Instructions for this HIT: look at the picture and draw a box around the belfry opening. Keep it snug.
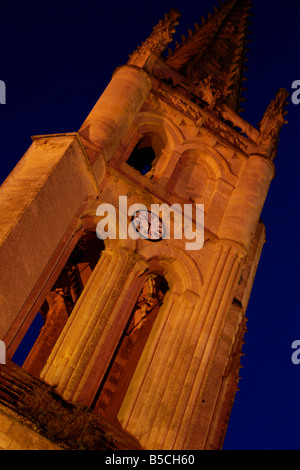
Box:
[12,232,104,376]
[92,274,169,423]
[126,133,164,175]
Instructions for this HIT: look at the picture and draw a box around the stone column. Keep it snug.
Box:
[79,65,152,163]
[218,154,275,250]
[170,242,244,450]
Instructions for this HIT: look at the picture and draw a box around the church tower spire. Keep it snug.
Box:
[165,0,253,112]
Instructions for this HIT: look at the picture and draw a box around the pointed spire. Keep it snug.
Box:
[165,0,253,113]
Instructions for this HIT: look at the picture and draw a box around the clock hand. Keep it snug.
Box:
[147,218,151,236]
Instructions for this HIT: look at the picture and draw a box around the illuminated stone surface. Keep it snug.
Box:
[0,0,288,450]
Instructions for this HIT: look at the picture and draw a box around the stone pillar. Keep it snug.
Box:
[218,154,275,250]
[118,288,200,446]
[41,246,147,403]
[22,295,69,377]
[79,65,151,163]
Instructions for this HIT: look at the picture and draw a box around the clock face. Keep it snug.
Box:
[131,210,164,241]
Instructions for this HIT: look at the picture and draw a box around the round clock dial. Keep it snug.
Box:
[131,210,164,241]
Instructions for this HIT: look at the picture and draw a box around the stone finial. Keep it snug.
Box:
[258,88,289,160]
[128,9,181,70]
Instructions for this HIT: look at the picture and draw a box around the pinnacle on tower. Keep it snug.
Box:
[128,8,181,69]
[165,0,253,113]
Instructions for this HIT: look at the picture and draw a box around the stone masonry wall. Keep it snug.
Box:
[0,407,61,450]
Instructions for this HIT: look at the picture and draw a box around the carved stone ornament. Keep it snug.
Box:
[129,9,181,69]
[258,88,289,159]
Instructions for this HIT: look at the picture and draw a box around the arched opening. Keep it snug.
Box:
[12,232,104,376]
[126,133,164,175]
[92,273,169,422]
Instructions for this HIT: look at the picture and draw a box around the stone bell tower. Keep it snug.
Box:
[0,0,288,450]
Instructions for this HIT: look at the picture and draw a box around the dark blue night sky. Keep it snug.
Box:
[1,0,300,450]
